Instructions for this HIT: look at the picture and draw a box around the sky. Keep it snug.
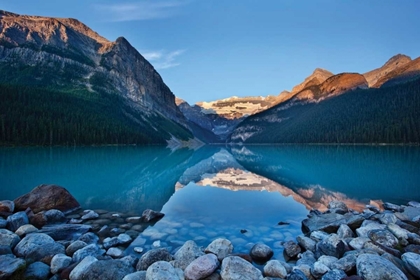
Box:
[1,1,420,104]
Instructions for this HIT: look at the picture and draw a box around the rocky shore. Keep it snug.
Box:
[1,184,420,280]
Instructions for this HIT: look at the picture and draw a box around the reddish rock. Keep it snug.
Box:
[14,184,80,214]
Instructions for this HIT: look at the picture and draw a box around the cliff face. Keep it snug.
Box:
[0,10,185,125]
[363,54,412,87]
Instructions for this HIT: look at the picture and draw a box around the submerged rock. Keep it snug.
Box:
[14,184,80,213]
[173,240,204,270]
[283,240,301,261]
[205,238,233,261]
[141,209,164,223]
[250,242,273,263]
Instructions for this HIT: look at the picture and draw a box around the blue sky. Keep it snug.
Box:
[1,1,420,104]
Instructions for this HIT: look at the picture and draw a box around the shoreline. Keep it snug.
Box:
[1,185,420,279]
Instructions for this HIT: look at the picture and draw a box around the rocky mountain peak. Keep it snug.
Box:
[363,54,412,87]
[383,54,412,67]
[290,68,334,95]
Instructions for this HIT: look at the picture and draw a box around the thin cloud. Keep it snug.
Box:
[93,1,189,21]
[142,49,186,70]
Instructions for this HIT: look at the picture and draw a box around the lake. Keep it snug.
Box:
[1,145,419,259]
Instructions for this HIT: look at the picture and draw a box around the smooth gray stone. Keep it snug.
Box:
[13,233,55,257]
[51,253,72,274]
[44,209,66,224]
[72,244,105,263]
[318,234,345,258]
[356,253,407,280]
[286,269,308,280]
[337,224,355,239]
[368,229,399,248]
[311,261,330,278]
[283,240,301,261]
[38,224,91,241]
[173,240,204,270]
[184,253,219,280]
[123,271,146,280]
[15,224,38,238]
[205,238,233,262]
[263,260,287,278]
[7,211,29,232]
[24,261,50,280]
[0,229,20,249]
[66,240,88,257]
[78,232,99,244]
[141,209,164,223]
[250,243,273,263]
[145,261,180,280]
[221,256,263,280]
[78,259,136,280]
[321,269,346,280]
[296,235,316,252]
[69,256,97,280]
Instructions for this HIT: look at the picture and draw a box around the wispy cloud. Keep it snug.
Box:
[93,1,189,22]
[142,49,186,70]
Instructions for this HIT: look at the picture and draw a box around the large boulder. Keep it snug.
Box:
[78,259,135,280]
[205,238,233,261]
[136,248,173,271]
[356,253,407,280]
[0,255,26,279]
[69,256,97,280]
[14,233,64,261]
[220,256,263,280]
[14,184,80,213]
[184,253,219,280]
[24,261,50,280]
[173,240,204,270]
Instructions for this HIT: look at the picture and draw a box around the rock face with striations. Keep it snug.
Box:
[363,54,412,87]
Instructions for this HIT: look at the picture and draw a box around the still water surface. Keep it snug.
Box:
[1,145,419,259]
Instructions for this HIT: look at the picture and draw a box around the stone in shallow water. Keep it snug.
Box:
[250,242,273,263]
[402,252,420,278]
[142,209,164,223]
[107,247,125,258]
[173,240,204,270]
[45,209,66,224]
[205,238,233,261]
[287,269,308,280]
[79,259,135,280]
[221,256,263,280]
[356,253,407,280]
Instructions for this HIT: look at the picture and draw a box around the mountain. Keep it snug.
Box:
[363,54,412,87]
[230,76,420,144]
[0,10,192,145]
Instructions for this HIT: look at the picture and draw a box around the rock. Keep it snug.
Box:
[145,261,180,280]
[296,235,316,252]
[78,232,99,244]
[0,245,12,255]
[66,240,88,257]
[294,264,312,279]
[205,238,233,261]
[126,217,142,223]
[296,251,316,266]
[311,261,330,278]
[104,237,120,249]
[38,224,92,241]
[286,269,308,280]
[0,229,20,249]
[14,184,80,213]
[349,237,369,250]
[310,231,330,242]
[26,241,65,263]
[321,269,347,280]
[44,209,66,224]
[381,253,415,280]
[328,201,348,214]
[407,233,420,245]
[78,259,136,280]
[337,224,355,239]
[123,271,146,280]
[136,248,173,271]
[383,202,404,212]
[0,255,26,279]
[152,240,161,248]
[318,234,345,258]
[0,218,7,228]
[263,260,287,278]
[107,247,125,258]
[118,233,133,245]
[220,256,263,280]
[24,261,50,280]
[379,213,398,225]
[356,221,386,237]
[134,247,144,254]
[317,255,339,269]
[330,254,356,273]
[0,200,14,213]
[81,210,99,220]
[368,229,399,248]
[184,253,219,280]
[6,211,29,232]
[51,253,72,274]
[404,244,420,254]
[283,240,301,261]
[408,201,420,208]
[173,240,204,270]
[14,233,57,257]
[30,212,48,228]
[15,224,38,237]
[302,213,345,234]
[387,223,410,240]
[356,253,408,280]
[397,206,420,222]
[69,256,97,280]
[72,244,105,263]
[142,209,164,223]
[402,252,420,278]
[250,243,273,263]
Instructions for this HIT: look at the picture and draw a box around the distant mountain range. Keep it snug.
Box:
[0,10,419,145]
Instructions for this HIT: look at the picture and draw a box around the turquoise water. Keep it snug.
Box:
[1,145,419,259]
